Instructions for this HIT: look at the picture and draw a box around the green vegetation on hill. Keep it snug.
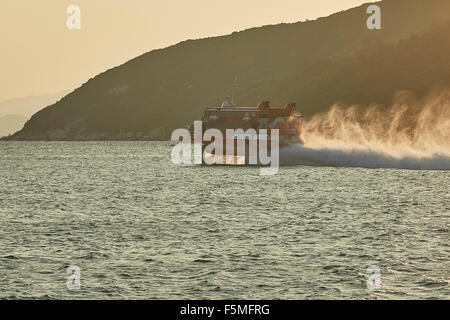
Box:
[6,0,450,140]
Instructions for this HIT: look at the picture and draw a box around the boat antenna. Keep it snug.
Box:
[221,78,238,108]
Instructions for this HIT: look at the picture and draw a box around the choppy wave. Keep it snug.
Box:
[0,142,448,299]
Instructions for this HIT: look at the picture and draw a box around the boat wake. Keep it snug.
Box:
[279,145,450,170]
[281,88,450,170]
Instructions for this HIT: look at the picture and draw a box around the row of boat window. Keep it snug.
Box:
[206,111,259,117]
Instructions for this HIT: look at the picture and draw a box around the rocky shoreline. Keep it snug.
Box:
[1,130,170,141]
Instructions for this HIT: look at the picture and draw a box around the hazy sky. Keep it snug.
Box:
[0,0,371,102]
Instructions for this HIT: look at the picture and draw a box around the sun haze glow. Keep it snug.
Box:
[0,0,372,102]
